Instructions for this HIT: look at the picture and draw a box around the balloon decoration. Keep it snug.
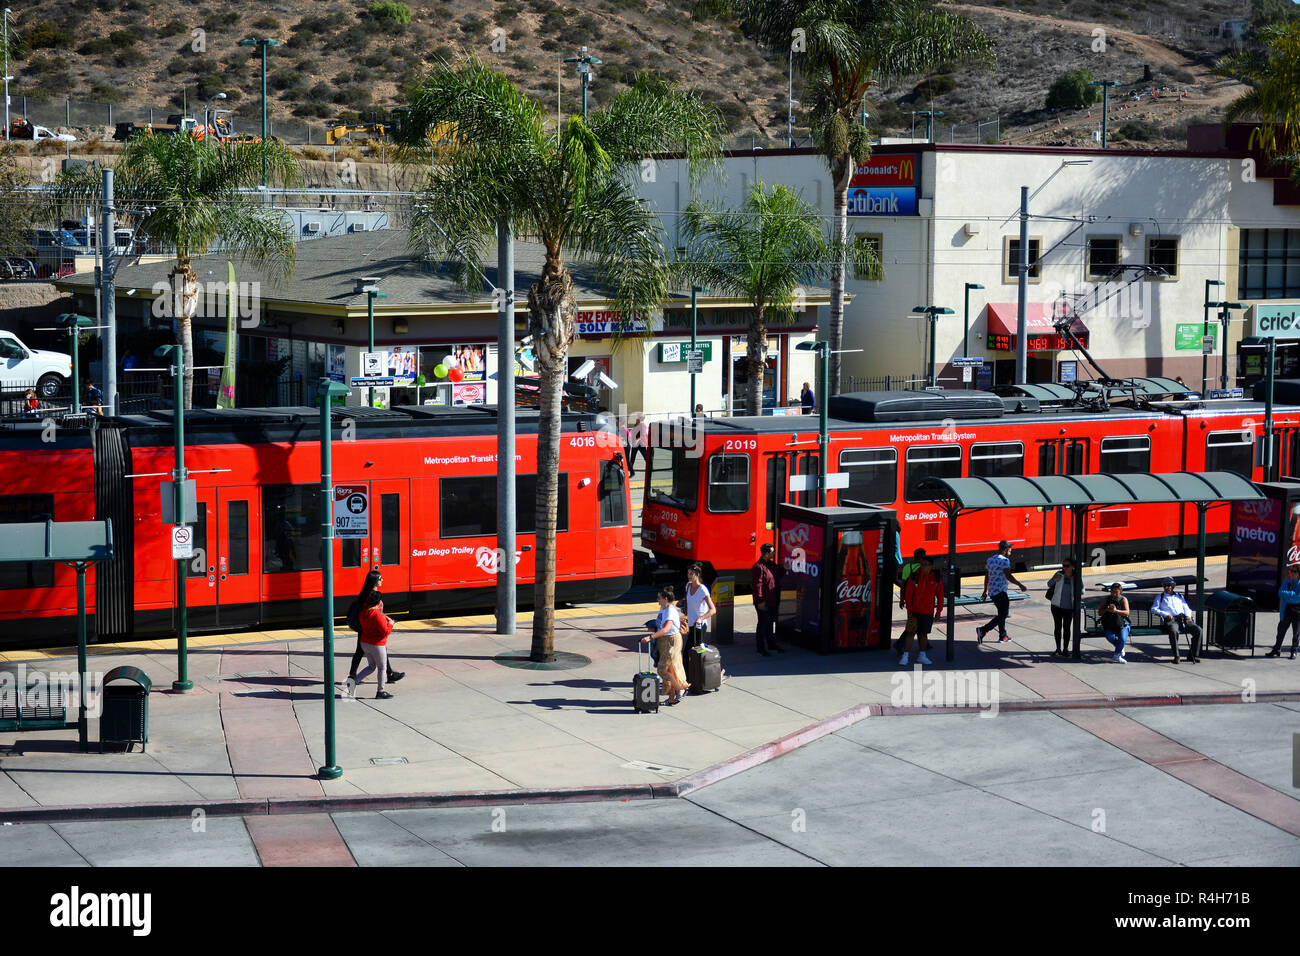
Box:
[415,374,427,386]
[448,367,464,383]
[433,364,449,379]
[443,354,457,368]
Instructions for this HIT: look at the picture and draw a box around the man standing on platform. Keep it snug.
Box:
[751,543,785,656]
[975,540,1026,643]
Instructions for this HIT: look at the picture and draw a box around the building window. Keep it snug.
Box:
[1239,228,1300,299]
[1146,237,1179,279]
[1086,236,1121,280]
[1099,436,1151,474]
[1003,236,1042,283]
[853,234,883,281]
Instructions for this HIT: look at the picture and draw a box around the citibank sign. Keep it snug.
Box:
[1254,302,1300,337]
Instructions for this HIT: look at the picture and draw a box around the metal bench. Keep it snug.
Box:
[951,591,1028,610]
[1082,593,1172,639]
[0,679,67,732]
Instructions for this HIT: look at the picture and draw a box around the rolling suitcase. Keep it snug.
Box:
[686,644,722,695]
[633,640,661,713]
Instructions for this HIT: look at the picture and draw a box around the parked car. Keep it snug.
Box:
[0,330,72,399]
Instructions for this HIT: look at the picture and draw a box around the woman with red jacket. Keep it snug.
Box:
[900,556,944,667]
[351,589,395,699]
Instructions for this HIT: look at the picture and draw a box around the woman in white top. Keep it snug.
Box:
[684,563,717,654]
[643,586,688,704]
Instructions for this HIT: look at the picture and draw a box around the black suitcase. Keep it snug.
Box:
[686,644,722,694]
[633,640,661,713]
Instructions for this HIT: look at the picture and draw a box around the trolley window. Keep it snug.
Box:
[599,460,628,528]
[0,493,55,589]
[707,454,750,513]
[187,503,208,578]
[264,484,323,574]
[904,445,962,502]
[647,446,699,512]
[380,493,400,565]
[839,448,897,505]
[765,455,788,526]
[1206,430,1253,478]
[227,500,248,576]
[1099,436,1150,474]
[970,441,1024,479]
[439,474,569,538]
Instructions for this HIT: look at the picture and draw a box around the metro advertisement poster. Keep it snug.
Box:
[777,518,824,637]
[1227,497,1283,607]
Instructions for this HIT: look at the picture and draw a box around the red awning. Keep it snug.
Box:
[986,303,1088,351]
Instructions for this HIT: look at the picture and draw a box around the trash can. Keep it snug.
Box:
[1204,590,1256,655]
[100,665,151,753]
[712,576,734,645]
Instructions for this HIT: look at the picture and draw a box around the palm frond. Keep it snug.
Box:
[586,73,724,183]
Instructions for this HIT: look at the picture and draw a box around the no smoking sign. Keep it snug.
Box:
[334,485,369,538]
[171,525,194,559]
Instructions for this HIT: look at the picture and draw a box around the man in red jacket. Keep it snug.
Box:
[751,544,785,656]
[900,556,944,667]
[350,589,395,699]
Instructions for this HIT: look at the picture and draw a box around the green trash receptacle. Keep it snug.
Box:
[100,665,151,752]
[1204,590,1256,656]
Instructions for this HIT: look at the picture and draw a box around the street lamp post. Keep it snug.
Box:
[689,285,708,416]
[913,305,955,388]
[1088,80,1121,148]
[962,283,984,360]
[55,314,93,413]
[1210,300,1246,390]
[239,37,280,187]
[797,341,861,507]
[317,377,350,781]
[354,278,385,408]
[1240,337,1296,482]
[156,345,193,693]
[563,47,601,121]
[1203,278,1224,395]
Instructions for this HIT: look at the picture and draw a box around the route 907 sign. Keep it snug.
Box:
[334,485,369,538]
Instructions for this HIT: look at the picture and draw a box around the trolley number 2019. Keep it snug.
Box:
[723,440,757,451]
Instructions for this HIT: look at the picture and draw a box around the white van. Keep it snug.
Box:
[0,330,73,398]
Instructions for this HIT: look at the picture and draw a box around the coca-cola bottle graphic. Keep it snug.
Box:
[1288,503,1300,567]
[836,530,872,648]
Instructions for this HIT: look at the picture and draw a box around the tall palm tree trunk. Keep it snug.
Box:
[170,263,200,410]
[828,149,853,395]
[527,261,576,663]
[746,313,767,416]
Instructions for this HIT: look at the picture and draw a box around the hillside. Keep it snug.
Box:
[3,0,1257,157]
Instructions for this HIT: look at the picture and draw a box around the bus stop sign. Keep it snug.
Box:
[334,485,369,538]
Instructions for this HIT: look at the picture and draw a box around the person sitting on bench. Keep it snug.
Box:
[1150,577,1202,664]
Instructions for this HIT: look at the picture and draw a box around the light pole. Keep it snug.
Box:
[496,217,516,636]
[239,36,280,187]
[787,47,794,147]
[963,283,984,360]
[912,305,955,388]
[157,345,193,693]
[3,9,11,143]
[797,341,862,507]
[916,109,944,142]
[563,47,601,121]
[689,285,708,415]
[55,313,93,413]
[1208,300,1246,390]
[203,91,226,142]
[1202,278,1224,394]
[354,277,385,408]
[1088,80,1121,148]
[317,377,350,781]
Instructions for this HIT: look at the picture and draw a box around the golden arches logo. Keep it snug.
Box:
[898,157,915,184]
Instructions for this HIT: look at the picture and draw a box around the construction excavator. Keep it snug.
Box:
[325,112,457,154]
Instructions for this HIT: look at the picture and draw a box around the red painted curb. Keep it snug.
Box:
[0,798,267,824]
[267,784,668,814]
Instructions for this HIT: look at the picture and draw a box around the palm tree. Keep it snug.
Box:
[1217,21,1300,176]
[736,0,993,392]
[48,134,300,408]
[678,181,877,415]
[399,60,721,662]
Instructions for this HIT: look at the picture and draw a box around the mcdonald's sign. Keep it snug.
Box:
[850,153,917,188]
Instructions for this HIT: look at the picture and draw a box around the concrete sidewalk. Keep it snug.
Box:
[2,557,1298,822]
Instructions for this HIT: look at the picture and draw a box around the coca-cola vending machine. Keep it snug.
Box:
[776,503,897,653]
[1226,480,1300,611]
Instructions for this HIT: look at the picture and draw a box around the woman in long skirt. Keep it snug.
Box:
[644,586,689,705]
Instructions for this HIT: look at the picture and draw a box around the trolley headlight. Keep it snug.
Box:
[679,538,693,551]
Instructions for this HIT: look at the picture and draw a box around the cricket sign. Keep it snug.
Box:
[334,485,369,538]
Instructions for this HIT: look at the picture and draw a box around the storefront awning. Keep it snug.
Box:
[986,303,1088,351]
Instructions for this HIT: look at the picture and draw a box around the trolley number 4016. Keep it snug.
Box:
[724,439,757,451]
